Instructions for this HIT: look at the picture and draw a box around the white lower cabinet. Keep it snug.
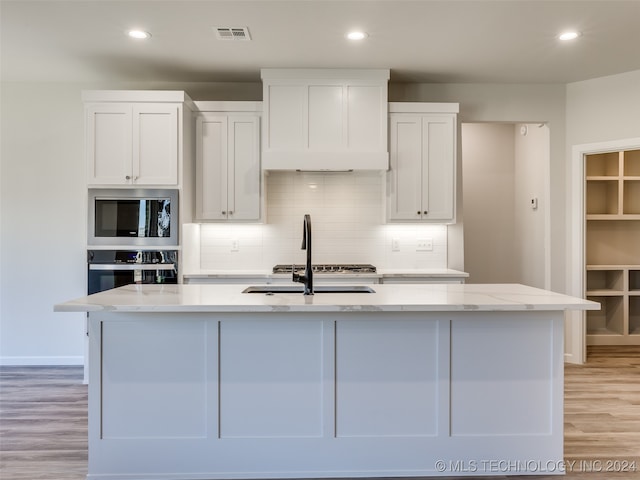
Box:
[196,111,261,221]
[387,104,458,222]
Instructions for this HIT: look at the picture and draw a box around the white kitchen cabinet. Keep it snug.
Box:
[261,69,389,170]
[86,103,180,186]
[195,110,261,221]
[386,103,458,222]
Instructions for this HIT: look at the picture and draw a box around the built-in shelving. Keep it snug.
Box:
[585,148,640,345]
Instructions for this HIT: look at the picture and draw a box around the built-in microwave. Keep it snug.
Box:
[88,189,178,246]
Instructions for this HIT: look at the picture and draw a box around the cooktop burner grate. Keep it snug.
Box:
[273,264,377,274]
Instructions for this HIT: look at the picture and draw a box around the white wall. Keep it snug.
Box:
[566,70,640,146]
[1,83,87,364]
[0,81,261,365]
[514,123,549,289]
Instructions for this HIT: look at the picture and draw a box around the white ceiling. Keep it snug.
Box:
[2,0,640,84]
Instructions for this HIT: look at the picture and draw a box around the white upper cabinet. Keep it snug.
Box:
[86,104,132,185]
[195,103,261,222]
[131,104,179,185]
[84,91,189,187]
[386,103,459,223]
[261,69,389,170]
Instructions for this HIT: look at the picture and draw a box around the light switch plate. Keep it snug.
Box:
[416,238,433,252]
[392,238,400,252]
[231,239,239,251]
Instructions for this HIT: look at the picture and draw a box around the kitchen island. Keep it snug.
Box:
[55,283,598,480]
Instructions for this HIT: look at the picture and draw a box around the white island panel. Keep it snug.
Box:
[450,314,560,437]
[336,318,443,437]
[219,319,326,438]
[100,317,210,439]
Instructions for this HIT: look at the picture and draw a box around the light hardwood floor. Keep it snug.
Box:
[1,347,639,480]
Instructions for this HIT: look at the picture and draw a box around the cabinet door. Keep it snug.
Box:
[132,104,179,185]
[347,84,385,151]
[265,84,306,152]
[196,115,228,220]
[387,114,456,222]
[387,115,423,220]
[227,116,261,221]
[86,104,132,185]
[421,115,455,221]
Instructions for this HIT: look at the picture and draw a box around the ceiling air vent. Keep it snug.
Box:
[214,27,251,41]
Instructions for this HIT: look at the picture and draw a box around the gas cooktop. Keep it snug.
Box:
[273,264,377,274]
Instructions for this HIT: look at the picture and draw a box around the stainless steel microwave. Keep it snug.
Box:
[88,189,178,246]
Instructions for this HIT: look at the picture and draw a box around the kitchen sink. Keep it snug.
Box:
[242,285,376,294]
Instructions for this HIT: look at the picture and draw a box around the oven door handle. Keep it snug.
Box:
[89,264,176,271]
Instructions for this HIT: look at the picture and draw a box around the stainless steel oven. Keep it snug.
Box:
[87,250,178,295]
[88,189,178,247]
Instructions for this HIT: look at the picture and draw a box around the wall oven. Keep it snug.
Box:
[88,188,178,247]
[88,250,178,295]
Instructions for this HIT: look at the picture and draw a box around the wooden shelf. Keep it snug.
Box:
[585,149,640,345]
[586,151,620,177]
[623,149,640,176]
[586,295,624,336]
[587,214,640,220]
[585,179,619,215]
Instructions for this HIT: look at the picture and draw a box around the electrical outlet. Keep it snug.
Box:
[392,238,400,252]
[231,239,239,252]
[416,238,433,252]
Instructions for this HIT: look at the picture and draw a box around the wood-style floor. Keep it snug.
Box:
[1,347,639,480]
[0,366,87,480]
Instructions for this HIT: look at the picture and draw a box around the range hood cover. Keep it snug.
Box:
[261,69,390,171]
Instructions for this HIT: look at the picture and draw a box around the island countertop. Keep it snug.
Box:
[55,282,598,313]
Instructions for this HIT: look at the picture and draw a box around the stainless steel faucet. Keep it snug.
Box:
[292,214,313,295]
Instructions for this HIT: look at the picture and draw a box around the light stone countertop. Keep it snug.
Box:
[55,283,598,313]
[182,268,469,280]
[376,268,469,278]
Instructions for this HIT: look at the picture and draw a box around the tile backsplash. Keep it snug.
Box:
[187,171,448,272]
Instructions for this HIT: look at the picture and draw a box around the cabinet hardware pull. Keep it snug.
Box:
[423,211,428,215]
[125,175,131,180]
[222,211,226,215]
[229,211,233,215]
[417,211,421,215]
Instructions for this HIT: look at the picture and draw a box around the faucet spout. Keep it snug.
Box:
[292,214,313,295]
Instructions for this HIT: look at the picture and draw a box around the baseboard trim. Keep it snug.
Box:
[0,356,84,366]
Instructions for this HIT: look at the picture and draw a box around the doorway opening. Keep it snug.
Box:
[569,137,640,362]
[461,122,550,288]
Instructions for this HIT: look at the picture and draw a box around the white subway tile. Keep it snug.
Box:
[194,172,448,271]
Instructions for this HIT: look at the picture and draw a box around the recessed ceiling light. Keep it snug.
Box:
[558,31,581,41]
[346,31,368,41]
[128,30,151,40]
